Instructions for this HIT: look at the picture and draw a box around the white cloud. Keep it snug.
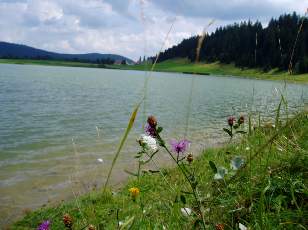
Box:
[0,0,306,61]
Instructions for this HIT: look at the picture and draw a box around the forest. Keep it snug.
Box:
[155,12,308,73]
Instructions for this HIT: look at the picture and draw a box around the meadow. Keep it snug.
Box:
[111,59,308,84]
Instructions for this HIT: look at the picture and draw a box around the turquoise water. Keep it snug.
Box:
[0,63,307,225]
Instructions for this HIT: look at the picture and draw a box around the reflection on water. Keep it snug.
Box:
[0,63,307,225]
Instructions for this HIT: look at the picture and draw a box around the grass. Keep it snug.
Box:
[0,59,103,68]
[12,111,308,229]
[111,59,308,84]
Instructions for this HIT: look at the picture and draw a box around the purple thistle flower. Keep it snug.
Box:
[37,220,50,230]
[144,123,156,137]
[170,139,190,154]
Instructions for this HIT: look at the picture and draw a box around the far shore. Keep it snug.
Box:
[1,58,308,84]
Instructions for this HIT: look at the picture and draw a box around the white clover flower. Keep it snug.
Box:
[97,158,103,163]
[245,146,250,151]
[180,207,192,217]
[239,223,247,230]
[138,134,158,152]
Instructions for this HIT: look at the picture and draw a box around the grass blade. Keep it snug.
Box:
[104,102,141,190]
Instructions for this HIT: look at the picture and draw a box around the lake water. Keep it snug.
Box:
[0,63,307,226]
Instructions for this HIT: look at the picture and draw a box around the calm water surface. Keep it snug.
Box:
[0,63,307,225]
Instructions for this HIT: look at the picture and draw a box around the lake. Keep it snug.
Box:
[0,63,307,226]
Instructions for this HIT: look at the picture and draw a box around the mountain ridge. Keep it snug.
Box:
[0,41,134,64]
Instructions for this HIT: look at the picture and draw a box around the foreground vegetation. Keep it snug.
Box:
[113,59,308,83]
[13,109,308,229]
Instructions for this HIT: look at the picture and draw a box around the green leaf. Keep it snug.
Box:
[119,216,135,230]
[214,167,228,180]
[157,126,163,133]
[148,170,160,173]
[230,156,245,170]
[209,161,217,173]
[223,128,232,137]
[181,190,194,195]
[233,124,239,129]
[180,194,186,204]
[235,130,247,134]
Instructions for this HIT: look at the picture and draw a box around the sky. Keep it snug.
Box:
[0,0,307,61]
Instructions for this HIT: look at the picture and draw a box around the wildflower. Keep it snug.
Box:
[63,214,73,229]
[239,115,245,124]
[118,221,123,226]
[97,158,103,163]
[245,147,250,151]
[215,223,225,230]
[186,153,193,163]
[228,116,236,127]
[170,139,190,154]
[37,220,50,230]
[239,223,247,230]
[129,187,140,200]
[180,207,192,217]
[144,123,156,137]
[88,224,96,230]
[138,134,157,152]
[147,115,157,128]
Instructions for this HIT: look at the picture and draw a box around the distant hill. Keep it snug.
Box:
[0,41,134,64]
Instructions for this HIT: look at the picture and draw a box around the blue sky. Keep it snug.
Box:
[0,0,307,60]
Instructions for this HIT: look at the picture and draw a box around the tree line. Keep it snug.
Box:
[153,12,308,74]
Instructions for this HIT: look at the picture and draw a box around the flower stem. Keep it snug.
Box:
[161,143,207,229]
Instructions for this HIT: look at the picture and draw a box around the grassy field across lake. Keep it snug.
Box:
[111,59,308,84]
[1,58,308,83]
[0,59,101,68]
[12,111,308,229]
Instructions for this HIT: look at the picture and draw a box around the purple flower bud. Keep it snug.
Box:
[144,123,156,137]
[228,116,236,127]
[239,115,245,124]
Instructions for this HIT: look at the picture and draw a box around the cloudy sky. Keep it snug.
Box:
[0,0,307,61]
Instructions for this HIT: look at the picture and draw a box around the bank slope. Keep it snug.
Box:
[12,111,308,229]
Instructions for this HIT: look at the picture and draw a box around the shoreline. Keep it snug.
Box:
[1,58,308,84]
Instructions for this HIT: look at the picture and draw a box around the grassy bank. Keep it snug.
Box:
[12,111,308,229]
[1,58,308,83]
[112,59,308,84]
[0,59,102,68]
